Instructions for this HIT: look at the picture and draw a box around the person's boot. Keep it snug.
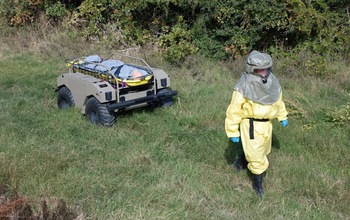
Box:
[233,154,248,171]
[252,173,264,197]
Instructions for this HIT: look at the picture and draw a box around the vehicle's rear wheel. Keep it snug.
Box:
[157,88,174,107]
[85,97,115,126]
[57,86,75,109]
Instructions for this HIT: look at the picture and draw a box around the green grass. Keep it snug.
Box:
[0,50,349,219]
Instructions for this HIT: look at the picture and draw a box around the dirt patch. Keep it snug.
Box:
[0,184,84,220]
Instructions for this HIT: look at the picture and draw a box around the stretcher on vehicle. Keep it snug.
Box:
[56,53,177,126]
[67,54,154,87]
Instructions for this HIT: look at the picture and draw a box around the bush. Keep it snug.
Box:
[158,16,198,64]
[0,0,349,62]
[45,1,68,22]
[324,103,350,126]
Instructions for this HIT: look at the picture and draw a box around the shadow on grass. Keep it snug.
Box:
[271,133,281,150]
[116,104,156,118]
[224,140,244,165]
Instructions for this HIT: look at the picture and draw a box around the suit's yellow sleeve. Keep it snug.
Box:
[225,91,246,138]
[276,91,288,121]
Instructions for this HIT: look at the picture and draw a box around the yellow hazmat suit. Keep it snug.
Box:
[225,90,288,174]
[225,50,288,196]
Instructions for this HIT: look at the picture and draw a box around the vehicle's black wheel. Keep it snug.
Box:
[85,97,115,126]
[157,88,174,107]
[57,86,75,109]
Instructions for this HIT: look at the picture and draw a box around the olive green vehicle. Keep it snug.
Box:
[55,53,177,126]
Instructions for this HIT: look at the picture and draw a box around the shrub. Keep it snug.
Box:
[0,0,349,62]
[324,103,350,126]
[45,1,68,22]
[158,16,198,64]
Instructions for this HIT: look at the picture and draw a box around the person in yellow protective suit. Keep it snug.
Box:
[225,50,288,196]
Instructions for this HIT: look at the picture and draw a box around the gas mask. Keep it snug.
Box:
[245,51,273,84]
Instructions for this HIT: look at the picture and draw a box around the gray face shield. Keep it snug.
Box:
[234,51,281,105]
[245,50,273,84]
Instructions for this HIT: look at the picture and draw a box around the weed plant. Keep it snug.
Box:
[0,27,349,219]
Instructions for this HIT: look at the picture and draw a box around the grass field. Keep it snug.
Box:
[0,37,349,219]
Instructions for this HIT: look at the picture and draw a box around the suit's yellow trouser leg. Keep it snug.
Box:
[240,119,272,175]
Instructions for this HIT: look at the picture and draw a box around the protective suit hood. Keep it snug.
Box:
[234,72,281,105]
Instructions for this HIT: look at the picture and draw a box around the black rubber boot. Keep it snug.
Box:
[233,154,248,171]
[252,173,264,197]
